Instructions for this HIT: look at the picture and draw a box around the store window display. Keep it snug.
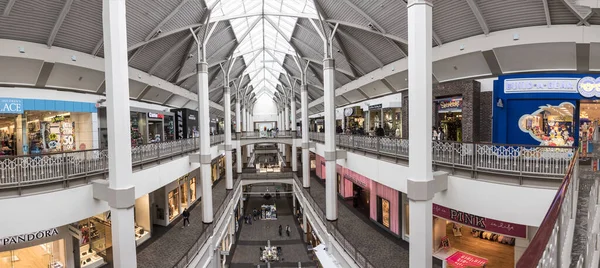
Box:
[517,102,575,147]
[130,112,146,146]
[0,115,17,156]
[0,240,66,268]
[77,214,111,268]
[168,189,180,221]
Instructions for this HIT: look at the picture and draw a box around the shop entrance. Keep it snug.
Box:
[433,217,515,267]
[349,183,370,218]
[578,101,600,158]
[0,114,18,156]
[435,97,463,141]
[148,120,163,143]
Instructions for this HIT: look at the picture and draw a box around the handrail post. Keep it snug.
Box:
[62,153,68,187]
[377,137,380,153]
[472,143,477,178]
[519,146,524,185]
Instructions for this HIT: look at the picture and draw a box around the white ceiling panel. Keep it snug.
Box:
[46,63,104,92]
[142,87,172,104]
[166,95,191,107]
[386,71,409,91]
[589,43,600,71]
[342,89,366,103]
[360,81,392,98]
[433,51,492,82]
[494,43,576,73]
[0,56,43,86]
[129,80,148,99]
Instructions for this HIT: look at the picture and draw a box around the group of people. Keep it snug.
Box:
[335,125,402,137]
[278,225,291,237]
[432,127,446,140]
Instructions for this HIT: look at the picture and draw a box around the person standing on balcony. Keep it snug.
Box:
[432,127,439,141]
[438,127,445,141]
[376,126,384,137]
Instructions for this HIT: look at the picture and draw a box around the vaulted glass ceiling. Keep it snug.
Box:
[206,0,317,101]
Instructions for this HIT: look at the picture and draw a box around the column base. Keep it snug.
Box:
[226,188,233,190]
[203,221,213,224]
[327,218,338,222]
[303,186,310,189]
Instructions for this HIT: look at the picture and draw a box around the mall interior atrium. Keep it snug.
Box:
[1,0,600,267]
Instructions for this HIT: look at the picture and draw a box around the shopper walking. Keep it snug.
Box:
[286,225,291,237]
[278,225,283,236]
[182,208,190,228]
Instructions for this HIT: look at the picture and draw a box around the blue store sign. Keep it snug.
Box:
[0,98,23,114]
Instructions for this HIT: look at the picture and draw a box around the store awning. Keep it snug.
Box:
[313,244,339,268]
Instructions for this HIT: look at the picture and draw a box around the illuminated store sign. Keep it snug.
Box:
[504,78,579,94]
[1,228,59,246]
[0,98,23,114]
[148,112,164,119]
[577,76,600,98]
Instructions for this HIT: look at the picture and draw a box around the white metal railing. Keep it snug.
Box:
[584,179,600,268]
[516,152,579,267]
[0,135,224,189]
[309,132,574,179]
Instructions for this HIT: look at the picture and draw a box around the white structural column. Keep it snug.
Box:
[102,0,137,266]
[323,56,337,221]
[197,42,213,224]
[223,81,233,190]
[290,89,297,172]
[242,107,246,132]
[301,81,310,188]
[407,1,434,267]
[235,100,242,173]
[284,104,289,131]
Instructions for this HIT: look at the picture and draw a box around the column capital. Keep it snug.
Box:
[406,171,448,201]
[407,0,432,8]
[323,58,335,70]
[196,62,208,73]
[224,86,230,93]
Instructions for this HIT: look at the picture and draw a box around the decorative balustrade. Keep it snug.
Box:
[584,179,600,267]
[238,130,296,139]
[309,132,574,178]
[516,152,579,267]
[0,135,224,189]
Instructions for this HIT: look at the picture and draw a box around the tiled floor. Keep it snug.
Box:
[136,178,233,268]
[305,174,411,268]
[229,196,316,268]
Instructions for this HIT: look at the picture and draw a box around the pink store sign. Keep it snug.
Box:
[446,251,488,267]
[433,204,527,238]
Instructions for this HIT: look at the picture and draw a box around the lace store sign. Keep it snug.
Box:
[0,98,23,114]
[1,228,59,246]
[433,204,526,238]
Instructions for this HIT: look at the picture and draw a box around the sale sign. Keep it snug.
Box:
[446,251,487,267]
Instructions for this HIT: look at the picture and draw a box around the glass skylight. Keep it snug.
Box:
[206,0,317,99]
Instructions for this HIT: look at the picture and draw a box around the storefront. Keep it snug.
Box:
[0,98,98,156]
[0,226,74,268]
[171,108,199,139]
[342,106,366,132]
[310,117,324,132]
[434,97,463,141]
[76,213,112,268]
[367,103,402,136]
[211,155,224,185]
[129,111,147,146]
[431,203,525,267]
[153,170,200,226]
[492,74,600,149]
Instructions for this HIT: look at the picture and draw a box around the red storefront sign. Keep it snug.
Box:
[433,203,527,238]
[446,251,488,267]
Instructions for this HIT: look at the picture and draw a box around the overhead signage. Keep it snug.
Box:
[368,104,382,110]
[0,98,24,114]
[577,76,600,98]
[188,114,196,121]
[148,112,164,119]
[436,98,463,113]
[432,204,526,238]
[1,228,59,246]
[504,78,580,94]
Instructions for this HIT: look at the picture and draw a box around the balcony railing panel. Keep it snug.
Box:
[0,135,222,190]
[308,133,574,178]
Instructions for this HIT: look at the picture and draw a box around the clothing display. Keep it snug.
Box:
[471,229,515,246]
[261,205,277,220]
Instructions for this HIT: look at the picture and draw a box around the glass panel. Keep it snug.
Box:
[180,181,189,210]
[190,177,197,201]
[1,240,66,268]
[381,199,390,228]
